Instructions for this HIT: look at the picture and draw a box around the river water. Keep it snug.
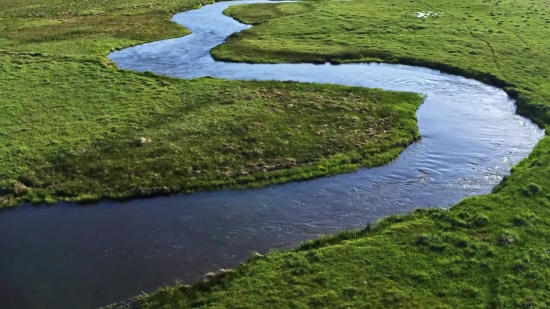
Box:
[0,1,544,309]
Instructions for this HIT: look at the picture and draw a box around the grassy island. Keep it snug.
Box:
[126,0,550,308]
[0,0,423,207]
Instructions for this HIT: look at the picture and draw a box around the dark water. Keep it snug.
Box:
[0,1,544,309]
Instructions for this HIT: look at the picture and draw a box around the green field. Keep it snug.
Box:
[0,0,423,207]
[126,1,550,308]
[3,0,550,308]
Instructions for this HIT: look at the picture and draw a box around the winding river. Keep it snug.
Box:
[0,1,545,309]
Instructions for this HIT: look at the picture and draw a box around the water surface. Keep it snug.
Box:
[0,1,544,308]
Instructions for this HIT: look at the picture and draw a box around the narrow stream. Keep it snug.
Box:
[0,1,544,309]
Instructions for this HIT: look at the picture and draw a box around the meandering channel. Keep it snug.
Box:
[0,1,544,309]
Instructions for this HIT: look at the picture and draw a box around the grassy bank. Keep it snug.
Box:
[0,0,422,207]
[124,0,550,308]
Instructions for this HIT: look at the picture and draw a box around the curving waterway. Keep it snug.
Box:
[0,1,545,309]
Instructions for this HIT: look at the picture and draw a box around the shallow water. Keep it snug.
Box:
[0,1,544,309]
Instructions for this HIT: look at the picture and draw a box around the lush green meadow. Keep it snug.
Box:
[3,0,550,308]
[127,0,550,308]
[0,0,423,207]
[223,1,314,25]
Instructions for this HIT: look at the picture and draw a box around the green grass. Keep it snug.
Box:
[223,2,313,25]
[0,0,423,207]
[0,0,204,57]
[4,0,550,308]
[115,0,550,308]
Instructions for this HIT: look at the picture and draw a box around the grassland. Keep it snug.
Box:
[0,0,424,207]
[121,0,550,308]
[223,1,314,25]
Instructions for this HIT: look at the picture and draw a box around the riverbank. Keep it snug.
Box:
[129,1,550,308]
[0,0,423,208]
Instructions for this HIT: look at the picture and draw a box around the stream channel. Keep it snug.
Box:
[0,1,545,308]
